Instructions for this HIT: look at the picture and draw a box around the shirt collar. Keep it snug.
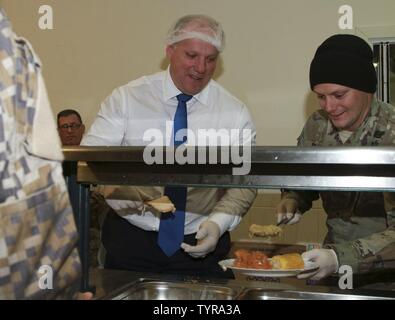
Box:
[369,96,379,116]
[163,66,211,106]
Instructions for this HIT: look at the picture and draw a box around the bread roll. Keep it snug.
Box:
[271,253,304,270]
[146,196,176,213]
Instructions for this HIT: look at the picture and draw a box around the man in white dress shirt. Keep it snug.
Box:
[82,14,256,278]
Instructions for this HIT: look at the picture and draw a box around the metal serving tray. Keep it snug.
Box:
[236,288,393,300]
[111,280,241,300]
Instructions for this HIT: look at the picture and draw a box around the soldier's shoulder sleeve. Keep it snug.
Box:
[326,218,395,274]
[297,110,327,147]
[375,102,395,145]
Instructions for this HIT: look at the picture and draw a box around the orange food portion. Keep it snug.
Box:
[233,249,304,270]
[233,249,272,269]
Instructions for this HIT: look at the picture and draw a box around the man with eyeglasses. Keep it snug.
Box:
[57,109,85,146]
[58,108,108,269]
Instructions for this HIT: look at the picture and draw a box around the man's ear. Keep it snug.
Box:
[165,45,174,60]
[81,124,85,134]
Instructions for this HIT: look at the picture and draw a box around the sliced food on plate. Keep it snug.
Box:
[233,249,304,270]
[219,250,317,277]
[233,249,272,269]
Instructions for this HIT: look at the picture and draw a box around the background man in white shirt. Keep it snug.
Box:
[82,14,256,278]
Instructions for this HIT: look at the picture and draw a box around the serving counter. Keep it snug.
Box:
[89,268,395,300]
[62,146,395,299]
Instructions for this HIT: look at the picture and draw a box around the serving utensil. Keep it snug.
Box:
[276,214,295,226]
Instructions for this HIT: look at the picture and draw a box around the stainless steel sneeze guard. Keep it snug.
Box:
[62,146,395,293]
[63,146,395,191]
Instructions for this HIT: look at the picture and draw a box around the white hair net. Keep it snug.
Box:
[166,15,225,52]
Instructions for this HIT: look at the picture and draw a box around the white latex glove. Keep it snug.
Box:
[181,221,220,258]
[297,249,339,280]
[276,198,302,225]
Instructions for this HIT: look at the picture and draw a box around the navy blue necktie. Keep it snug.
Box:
[158,93,193,256]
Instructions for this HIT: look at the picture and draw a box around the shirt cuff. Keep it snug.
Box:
[325,243,360,273]
[207,212,240,236]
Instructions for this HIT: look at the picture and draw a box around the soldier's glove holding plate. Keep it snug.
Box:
[297,249,339,280]
[181,221,220,258]
[276,198,302,225]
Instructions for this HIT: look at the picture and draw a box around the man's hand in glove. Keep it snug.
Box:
[276,198,302,225]
[181,221,220,258]
[297,249,339,280]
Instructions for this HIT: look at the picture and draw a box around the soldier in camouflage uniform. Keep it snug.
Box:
[277,34,395,281]
[0,9,81,299]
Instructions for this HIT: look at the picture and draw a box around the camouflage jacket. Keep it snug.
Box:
[0,9,81,299]
[283,98,395,274]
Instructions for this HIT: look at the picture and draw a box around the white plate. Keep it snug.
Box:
[218,259,318,278]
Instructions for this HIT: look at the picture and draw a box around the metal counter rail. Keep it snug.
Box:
[62,146,395,292]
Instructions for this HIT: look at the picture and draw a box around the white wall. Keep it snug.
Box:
[2,0,395,145]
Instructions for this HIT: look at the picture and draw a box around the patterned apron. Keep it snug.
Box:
[0,9,81,299]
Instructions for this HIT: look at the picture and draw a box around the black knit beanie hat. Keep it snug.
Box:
[309,34,377,93]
